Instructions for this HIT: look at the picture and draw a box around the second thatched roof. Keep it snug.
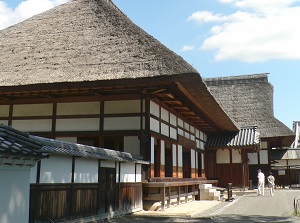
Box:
[204,74,295,147]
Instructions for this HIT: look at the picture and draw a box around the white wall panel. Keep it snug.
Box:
[124,136,140,155]
[104,117,140,130]
[170,127,177,140]
[201,153,204,169]
[13,104,52,116]
[161,122,169,136]
[170,113,176,126]
[248,153,258,165]
[150,101,160,117]
[101,160,116,168]
[0,120,8,126]
[56,118,99,131]
[120,162,136,183]
[150,117,160,133]
[178,128,183,136]
[74,158,98,183]
[161,140,165,165]
[136,164,142,182]
[260,150,269,164]
[172,144,177,166]
[57,101,100,115]
[232,149,242,163]
[216,149,230,164]
[0,167,31,223]
[0,105,9,117]
[178,118,183,128]
[191,150,195,168]
[151,137,155,164]
[104,100,142,114]
[12,119,52,132]
[178,145,183,167]
[261,141,268,149]
[40,155,72,183]
[161,107,169,122]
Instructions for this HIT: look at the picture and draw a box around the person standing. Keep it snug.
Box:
[267,171,275,196]
[257,169,265,196]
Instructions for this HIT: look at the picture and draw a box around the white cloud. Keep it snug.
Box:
[187,11,228,24]
[189,0,300,62]
[180,45,195,52]
[0,0,68,30]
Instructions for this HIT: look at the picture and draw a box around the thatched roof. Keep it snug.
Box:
[0,0,197,85]
[204,74,295,147]
[0,0,238,132]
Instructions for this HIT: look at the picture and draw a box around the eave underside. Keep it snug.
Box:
[0,80,227,133]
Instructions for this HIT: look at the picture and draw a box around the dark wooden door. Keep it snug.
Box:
[105,168,116,213]
[99,168,116,213]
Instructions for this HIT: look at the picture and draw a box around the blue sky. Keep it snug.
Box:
[1,0,299,130]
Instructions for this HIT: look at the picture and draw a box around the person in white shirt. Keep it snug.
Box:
[257,169,265,196]
[267,171,275,196]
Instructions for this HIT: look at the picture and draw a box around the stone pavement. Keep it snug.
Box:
[105,188,300,223]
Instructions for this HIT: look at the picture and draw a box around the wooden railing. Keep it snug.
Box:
[143,178,218,210]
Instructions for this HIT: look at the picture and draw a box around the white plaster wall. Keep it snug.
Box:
[30,163,37,183]
[136,164,142,182]
[248,153,258,165]
[150,101,160,117]
[161,122,169,136]
[104,100,142,114]
[170,113,176,126]
[178,145,183,167]
[191,150,195,168]
[184,122,189,131]
[150,117,160,133]
[56,118,100,131]
[160,108,169,122]
[170,127,177,140]
[232,149,242,163]
[0,105,9,116]
[216,149,230,164]
[178,128,184,136]
[260,150,269,164]
[13,104,52,116]
[39,155,72,183]
[161,140,165,165]
[172,144,177,166]
[0,120,8,126]
[0,166,31,223]
[151,137,155,164]
[201,153,205,169]
[196,152,198,169]
[57,101,100,115]
[12,119,52,132]
[104,117,141,130]
[119,162,136,183]
[260,141,268,149]
[124,136,140,155]
[101,160,116,168]
[178,118,183,128]
[74,158,98,183]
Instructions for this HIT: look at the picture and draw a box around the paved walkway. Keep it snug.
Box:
[106,188,300,223]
